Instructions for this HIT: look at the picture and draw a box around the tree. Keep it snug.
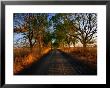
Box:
[72,13,97,47]
[14,13,36,50]
[32,13,49,55]
[43,31,54,50]
[14,13,49,54]
[51,13,78,49]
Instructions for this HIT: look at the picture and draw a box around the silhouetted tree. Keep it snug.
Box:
[72,13,97,47]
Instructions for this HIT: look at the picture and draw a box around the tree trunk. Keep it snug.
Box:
[73,43,76,48]
[38,41,41,56]
[63,42,65,52]
[83,43,87,48]
[51,41,52,50]
[29,38,33,52]
[83,43,87,53]
[68,43,70,53]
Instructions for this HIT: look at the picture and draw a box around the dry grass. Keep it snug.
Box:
[14,48,31,60]
[61,47,97,68]
[14,47,51,74]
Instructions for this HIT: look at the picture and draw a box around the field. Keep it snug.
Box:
[61,47,97,69]
[14,47,51,74]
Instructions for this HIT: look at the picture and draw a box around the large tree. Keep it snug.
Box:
[51,13,78,48]
[70,13,97,47]
[14,13,36,49]
[14,13,49,52]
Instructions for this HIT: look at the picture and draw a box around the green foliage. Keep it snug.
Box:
[14,13,97,49]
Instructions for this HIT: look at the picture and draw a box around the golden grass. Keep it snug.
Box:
[14,47,51,74]
[61,47,97,68]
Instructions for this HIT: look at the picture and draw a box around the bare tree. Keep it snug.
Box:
[73,13,97,47]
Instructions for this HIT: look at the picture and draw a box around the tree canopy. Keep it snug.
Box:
[14,13,97,49]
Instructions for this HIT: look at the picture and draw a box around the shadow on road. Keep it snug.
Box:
[15,49,97,75]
